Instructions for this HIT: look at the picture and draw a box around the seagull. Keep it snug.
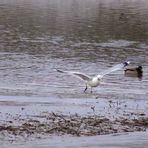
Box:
[56,61,130,93]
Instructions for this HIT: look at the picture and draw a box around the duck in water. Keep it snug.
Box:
[124,66,143,80]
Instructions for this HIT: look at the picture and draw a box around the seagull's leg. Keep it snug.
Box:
[84,85,88,93]
[90,87,93,93]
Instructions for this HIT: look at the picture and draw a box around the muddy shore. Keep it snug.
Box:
[0,96,148,145]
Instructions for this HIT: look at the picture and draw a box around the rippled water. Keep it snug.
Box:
[0,0,148,98]
[0,0,148,147]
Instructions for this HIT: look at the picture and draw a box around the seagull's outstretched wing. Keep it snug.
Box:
[97,61,130,79]
[56,69,91,82]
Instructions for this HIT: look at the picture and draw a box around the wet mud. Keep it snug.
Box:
[0,111,148,143]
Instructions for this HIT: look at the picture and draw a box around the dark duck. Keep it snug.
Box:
[124,66,143,80]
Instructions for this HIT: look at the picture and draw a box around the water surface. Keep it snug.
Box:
[0,0,148,147]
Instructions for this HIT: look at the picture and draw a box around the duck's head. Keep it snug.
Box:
[138,66,142,70]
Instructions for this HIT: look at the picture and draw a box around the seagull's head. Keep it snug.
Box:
[97,75,102,80]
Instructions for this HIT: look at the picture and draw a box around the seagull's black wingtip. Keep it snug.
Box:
[56,69,64,73]
[123,61,130,67]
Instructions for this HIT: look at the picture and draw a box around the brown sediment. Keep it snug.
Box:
[0,112,148,139]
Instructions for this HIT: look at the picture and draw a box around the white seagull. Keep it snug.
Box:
[56,61,130,93]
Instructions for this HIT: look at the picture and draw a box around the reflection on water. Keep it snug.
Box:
[1,0,148,44]
[0,0,148,147]
[0,0,148,98]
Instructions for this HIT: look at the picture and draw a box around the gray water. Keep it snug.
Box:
[0,0,148,98]
[0,0,148,147]
[6,132,148,148]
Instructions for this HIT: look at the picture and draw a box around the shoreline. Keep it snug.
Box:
[0,95,148,145]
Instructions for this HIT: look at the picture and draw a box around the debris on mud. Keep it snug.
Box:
[0,112,148,142]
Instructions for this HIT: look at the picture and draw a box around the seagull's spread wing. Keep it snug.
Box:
[56,69,91,82]
[97,61,130,79]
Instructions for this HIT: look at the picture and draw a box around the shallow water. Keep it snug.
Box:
[0,0,148,98]
[5,132,148,148]
[0,0,148,147]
